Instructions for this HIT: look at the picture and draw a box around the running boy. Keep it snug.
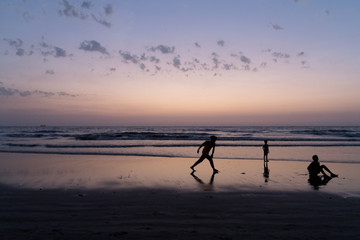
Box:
[190,136,218,173]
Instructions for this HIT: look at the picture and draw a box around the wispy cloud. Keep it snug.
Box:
[0,85,77,98]
[81,1,92,9]
[217,40,225,47]
[269,22,283,30]
[272,52,290,58]
[104,4,113,16]
[119,50,139,63]
[39,40,68,58]
[58,0,87,20]
[3,38,33,56]
[58,0,112,28]
[147,44,175,54]
[45,70,55,75]
[79,40,109,55]
[91,14,111,28]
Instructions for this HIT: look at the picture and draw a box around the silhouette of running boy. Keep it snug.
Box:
[307,155,338,178]
[190,136,219,173]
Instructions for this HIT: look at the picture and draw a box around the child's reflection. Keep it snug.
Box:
[263,161,270,183]
[190,171,218,191]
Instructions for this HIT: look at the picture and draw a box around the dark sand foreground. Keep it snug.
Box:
[0,153,360,239]
[1,186,360,240]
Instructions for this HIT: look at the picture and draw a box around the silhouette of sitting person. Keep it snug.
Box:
[307,155,338,178]
[190,136,219,173]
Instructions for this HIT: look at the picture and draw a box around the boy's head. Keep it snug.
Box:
[264,140,268,143]
[312,155,319,162]
[210,136,217,142]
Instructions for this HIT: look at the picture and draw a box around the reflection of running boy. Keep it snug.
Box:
[262,140,269,162]
[190,136,218,173]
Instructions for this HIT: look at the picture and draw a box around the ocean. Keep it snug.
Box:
[1,126,360,164]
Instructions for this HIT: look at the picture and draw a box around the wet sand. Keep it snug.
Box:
[0,153,360,239]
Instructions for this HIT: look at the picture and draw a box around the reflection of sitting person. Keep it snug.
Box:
[307,155,338,178]
[308,174,332,190]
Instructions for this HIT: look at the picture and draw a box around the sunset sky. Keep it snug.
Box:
[1,0,359,126]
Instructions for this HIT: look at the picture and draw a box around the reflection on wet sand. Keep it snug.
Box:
[190,171,218,191]
[308,175,333,190]
[263,161,270,183]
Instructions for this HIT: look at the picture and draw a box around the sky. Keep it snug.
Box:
[0,0,360,126]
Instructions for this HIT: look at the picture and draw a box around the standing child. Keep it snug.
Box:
[190,136,218,173]
[262,140,270,162]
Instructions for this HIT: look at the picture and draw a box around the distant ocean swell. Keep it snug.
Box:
[1,126,360,163]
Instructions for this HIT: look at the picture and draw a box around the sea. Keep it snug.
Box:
[1,126,360,164]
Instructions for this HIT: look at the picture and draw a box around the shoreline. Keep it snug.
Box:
[0,152,359,197]
[0,153,360,239]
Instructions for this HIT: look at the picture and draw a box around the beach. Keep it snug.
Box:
[0,152,359,239]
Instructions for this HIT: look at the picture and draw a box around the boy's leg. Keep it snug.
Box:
[206,155,218,172]
[320,165,338,177]
[191,155,205,170]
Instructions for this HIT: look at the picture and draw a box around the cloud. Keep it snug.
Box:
[148,45,175,54]
[46,70,55,75]
[173,56,181,69]
[139,63,147,71]
[194,42,201,48]
[22,11,34,22]
[3,38,33,56]
[269,22,283,30]
[81,1,91,9]
[223,63,236,70]
[240,55,251,64]
[0,86,77,98]
[58,0,87,19]
[16,48,26,56]
[91,14,111,28]
[3,38,23,48]
[272,52,290,58]
[39,40,68,58]
[211,52,220,69]
[217,40,225,47]
[79,40,109,55]
[297,52,305,56]
[54,47,67,57]
[104,4,113,15]
[119,50,139,63]
[110,68,116,71]
[149,56,160,64]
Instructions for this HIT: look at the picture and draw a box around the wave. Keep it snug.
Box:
[1,149,360,164]
[3,126,360,142]
[4,142,360,149]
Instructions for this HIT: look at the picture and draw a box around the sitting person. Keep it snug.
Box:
[307,155,338,178]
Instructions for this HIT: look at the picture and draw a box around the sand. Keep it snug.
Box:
[0,153,360,239]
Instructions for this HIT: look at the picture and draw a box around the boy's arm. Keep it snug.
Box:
[197,142,205,153]
[211,144,216,157]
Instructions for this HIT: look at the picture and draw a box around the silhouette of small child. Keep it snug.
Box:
[262,140,270,162]
[190,136,218,173]
[307,155,338,178]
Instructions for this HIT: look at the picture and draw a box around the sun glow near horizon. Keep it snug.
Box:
[0,0,359,126]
